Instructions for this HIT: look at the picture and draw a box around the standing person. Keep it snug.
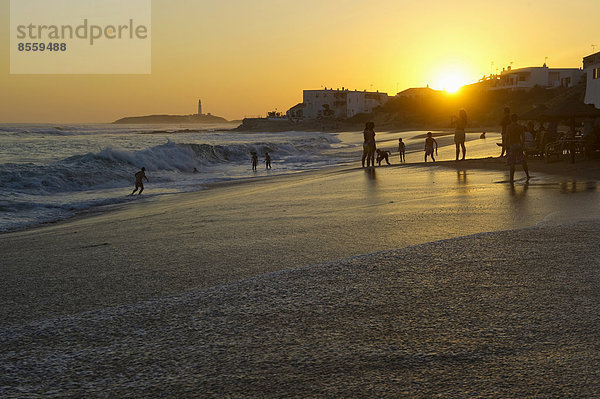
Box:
[506,114,531,183]
[265,152,272,169]
[251,152,258,171]
[500,107,511,157]
[361,122,376,167]
[424,132,438,162]
[130,167,149,195]
[398,138,406,162]
[451,109,467,161]
[524,121,536,153]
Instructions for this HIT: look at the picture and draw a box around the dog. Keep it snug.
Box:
[376,149,391,166]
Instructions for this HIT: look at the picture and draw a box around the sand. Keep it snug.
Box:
[2,222,600,397]
[1,156,600,397]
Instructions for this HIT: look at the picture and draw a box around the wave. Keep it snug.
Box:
[0,126,79,136]
[0,125,148,137]
[0,136,341,195]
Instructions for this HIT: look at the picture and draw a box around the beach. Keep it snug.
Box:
[1,155,600,397]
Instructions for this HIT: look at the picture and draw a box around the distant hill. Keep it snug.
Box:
[113,114,228,124]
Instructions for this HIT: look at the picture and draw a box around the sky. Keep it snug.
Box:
[0,0,598,123]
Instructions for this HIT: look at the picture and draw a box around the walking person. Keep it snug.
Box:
[130,167,149,195]
[505,114,531,183]
[424,132,438,162]
[451,109,467,161]
[265,152,272,169]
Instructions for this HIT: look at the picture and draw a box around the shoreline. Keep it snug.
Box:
[3,152,598,237]
[2,156,600,325]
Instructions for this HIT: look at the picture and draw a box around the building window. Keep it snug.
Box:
[594,68,600,79]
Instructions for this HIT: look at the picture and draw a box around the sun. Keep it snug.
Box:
[437,71,468,93]
[432,66,471,93]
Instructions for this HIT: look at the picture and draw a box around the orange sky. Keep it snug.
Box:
[1,0,598,123]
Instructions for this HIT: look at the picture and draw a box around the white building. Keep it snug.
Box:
[583,51,600,109]
[294,88,388,119]
[493,65,583,90]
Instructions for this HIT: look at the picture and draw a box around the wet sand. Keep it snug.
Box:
[2,222,600,397]
[1,156,600,396]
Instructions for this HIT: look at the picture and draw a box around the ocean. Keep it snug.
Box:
[0,123,368,232]
[1,123,514,233]
[1,123,496,233]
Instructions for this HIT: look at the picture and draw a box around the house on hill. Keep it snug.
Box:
[583,51,600,109]
[492,64,583,90]
[396,85,440,99]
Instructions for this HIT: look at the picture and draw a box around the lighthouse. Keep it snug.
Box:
[197,99,202,115]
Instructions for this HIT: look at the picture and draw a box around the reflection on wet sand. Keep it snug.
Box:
[509,180,529,199]
[456,169,467,184]
[560,180,598,194]
[364,167,377,182]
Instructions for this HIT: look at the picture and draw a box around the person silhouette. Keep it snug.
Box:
[424,132,438,162]
[505,114,531,183]
[361,122,376,167]
[398,138,406,162]
[265,152,272,169]
[131,167,149,195]
[251,152,258,171]
[451,109,467,161]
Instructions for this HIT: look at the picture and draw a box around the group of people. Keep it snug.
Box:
[131,107,538,195]
[251,151,272,171]
[128,149,275,196]
[361,109,469,167]
[360,107,533,183]
[362,122,404,167]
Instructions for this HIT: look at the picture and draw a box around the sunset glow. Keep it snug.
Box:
[0,0,599,122]
[435,71,470,93]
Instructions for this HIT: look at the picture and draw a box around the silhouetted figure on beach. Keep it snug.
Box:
[193,167,199,173]
[524,121,536,153]
[451,109,467,161]
[424,132,438,162]
[361,122,376,167]
[506,114,530,183]
[480,131,486,139]
[131,167,149,195]
[265,152,272,169]
[398,138,406,162]
[251,152,258,171]
[376,149,391,166]
[500,107,511,157]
